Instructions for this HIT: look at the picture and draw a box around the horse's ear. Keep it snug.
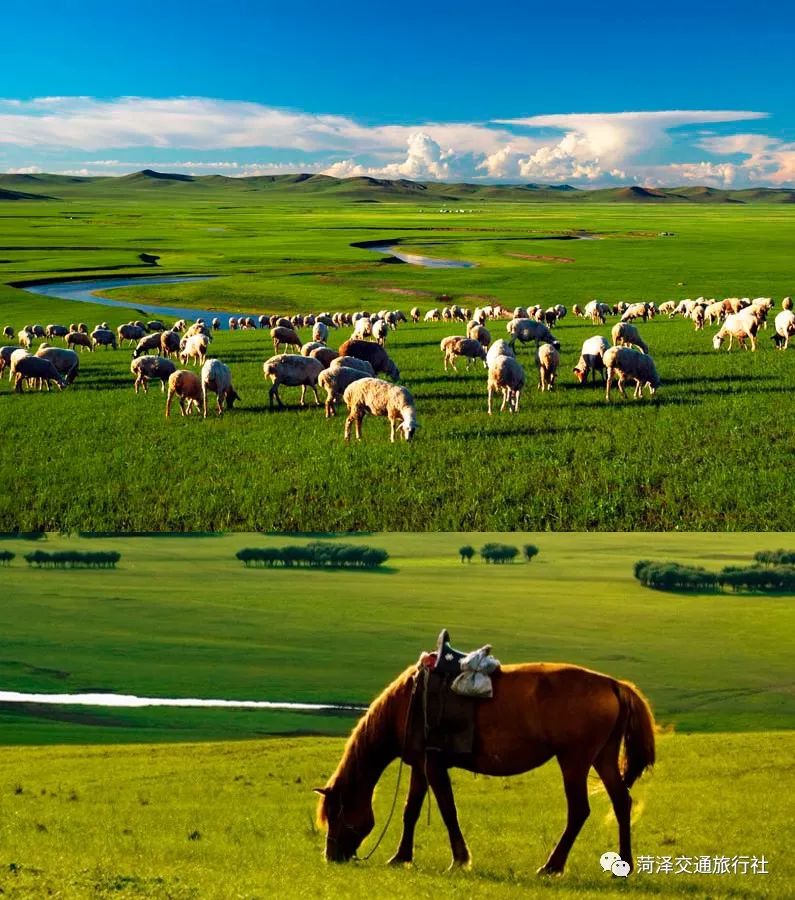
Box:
[313,787,329,796]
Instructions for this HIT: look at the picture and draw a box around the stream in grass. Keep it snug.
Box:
[0,689,366,715]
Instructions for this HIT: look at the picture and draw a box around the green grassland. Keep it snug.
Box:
[1,732,791,899]
[0,532,792,743]
[0,532,793,898]
[0,191,794,532]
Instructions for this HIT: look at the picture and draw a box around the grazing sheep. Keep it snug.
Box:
[603,347,660,401]
[45,324,69,341]
[620,302,650,323]
[467,322,491,347]
[30,324,45,338]
[572,304,584,318]
[487,355,525,414]
[301,340,326,357]
[410,306,421,323]
[507,317,556,347]
[211,317,221,331]
[35,345,79,384]
[91,327,117,350]
[132,332,164,358]
[658,301,676,316]
[352,318,372,340]
[440,336,487,371]
[342,378,417,442]
[782,297,793,311]
[78,322,88,334]
[165,370,203,417]
[312,321,329,343]
[337,339,400,381]
[424,308,441,322]
[12,354,67,392]
[2,326,13,339]
[535,342,559,391]
[131,355,177,393]
[372,319,389,345]
[310,346,340,368]
[147,320,166,332]
[316,314,335,328]
[117,323,147,346]
[271,326,302,354]
[179,333,211,366]
[66,331,93,352]
[18,328,34,349]
[229,317,239,331]
[318,365,371,417]
[7,348,28,380]
[713,312,759,351]
[0,346,18,377]
[201,358,240,417]
[773,310,795,349]
[329,356,376,377]
[611,322,649,354]
[184,322,212,340]
[486,339,515,368]
[704,301,725,326]
[584,300,610,325]
[159,329,181,358]
[573,336,610,384]
[262,354,324,409]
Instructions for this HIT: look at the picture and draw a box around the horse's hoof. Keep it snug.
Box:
[536,865,564,877]
[446,858,472,872]
[387,855,413,867]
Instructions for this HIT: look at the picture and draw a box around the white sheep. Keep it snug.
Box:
[352,318,372,340]
[535,342,559,391]
[611,322,649,354]
[328,356,376,376]
[603,347,660,401]
[262,354,323,409]
[313,321,329,343]
[372,320,389,345]
[486,339,515,368]
[506,317,556,346]
[772,310,795,349]
[342,377,417,442]
[318,365,371,417]
[440,336,487,371]
[424,308,441,322]
[713,312,758,351]
[179,333,210,365]
[573,336,609,384]
[487,355,525,414]
[201,358,240,417]
[130,355,176,393]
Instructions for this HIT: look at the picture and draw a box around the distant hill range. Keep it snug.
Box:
[0,169,793,203]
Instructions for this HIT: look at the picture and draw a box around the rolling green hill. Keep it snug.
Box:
[1,168,793,203]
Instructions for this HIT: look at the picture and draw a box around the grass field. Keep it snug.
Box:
[1,732,791,899]
[0,195,793,532]
[1,532,792,743]
[1,531,793,898]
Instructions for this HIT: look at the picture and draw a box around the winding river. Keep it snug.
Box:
[354,241,476,268]
[0,689,365,715]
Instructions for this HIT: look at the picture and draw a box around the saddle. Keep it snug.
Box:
[409,629,493,758]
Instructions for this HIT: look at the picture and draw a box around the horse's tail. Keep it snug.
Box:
[615,680,656,788]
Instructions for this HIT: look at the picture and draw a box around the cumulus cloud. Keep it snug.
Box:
[0,97,791,187]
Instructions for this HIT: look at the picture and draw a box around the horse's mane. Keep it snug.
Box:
[317,665,415,826]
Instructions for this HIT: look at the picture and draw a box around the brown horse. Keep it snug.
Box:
[316,662,656,874]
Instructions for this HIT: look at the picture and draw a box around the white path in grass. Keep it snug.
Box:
[0,690,366,713]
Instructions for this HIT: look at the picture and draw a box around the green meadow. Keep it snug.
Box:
[0,532,793,897]
[0,188,794,532]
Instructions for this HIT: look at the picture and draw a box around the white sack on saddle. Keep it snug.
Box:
[451,645,501,698]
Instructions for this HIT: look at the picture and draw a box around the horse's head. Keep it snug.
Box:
[314,783,375,862]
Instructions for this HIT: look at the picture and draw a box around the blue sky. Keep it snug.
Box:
[1,0,793,186]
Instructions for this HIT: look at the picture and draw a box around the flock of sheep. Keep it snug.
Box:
[2,291,792,441]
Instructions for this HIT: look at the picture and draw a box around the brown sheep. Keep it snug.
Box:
[271,326,302,354]
[165,370,203,417]
[338,339,400,381]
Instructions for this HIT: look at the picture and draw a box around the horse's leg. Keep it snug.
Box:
[425,753,470,868]
[387,766,428,865]
[594,744,633,870]
[538,756,591,875]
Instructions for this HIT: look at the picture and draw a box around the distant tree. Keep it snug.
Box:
[459,545,475,563]
[522,544,539,563]
[480,543,519,564]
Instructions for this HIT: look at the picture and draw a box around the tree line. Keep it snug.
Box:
[634,556,795,593]
[24,550,121,569]
[236,542,389,569]
[459,543,539,564]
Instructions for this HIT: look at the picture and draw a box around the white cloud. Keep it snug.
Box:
[0,98,791,187]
